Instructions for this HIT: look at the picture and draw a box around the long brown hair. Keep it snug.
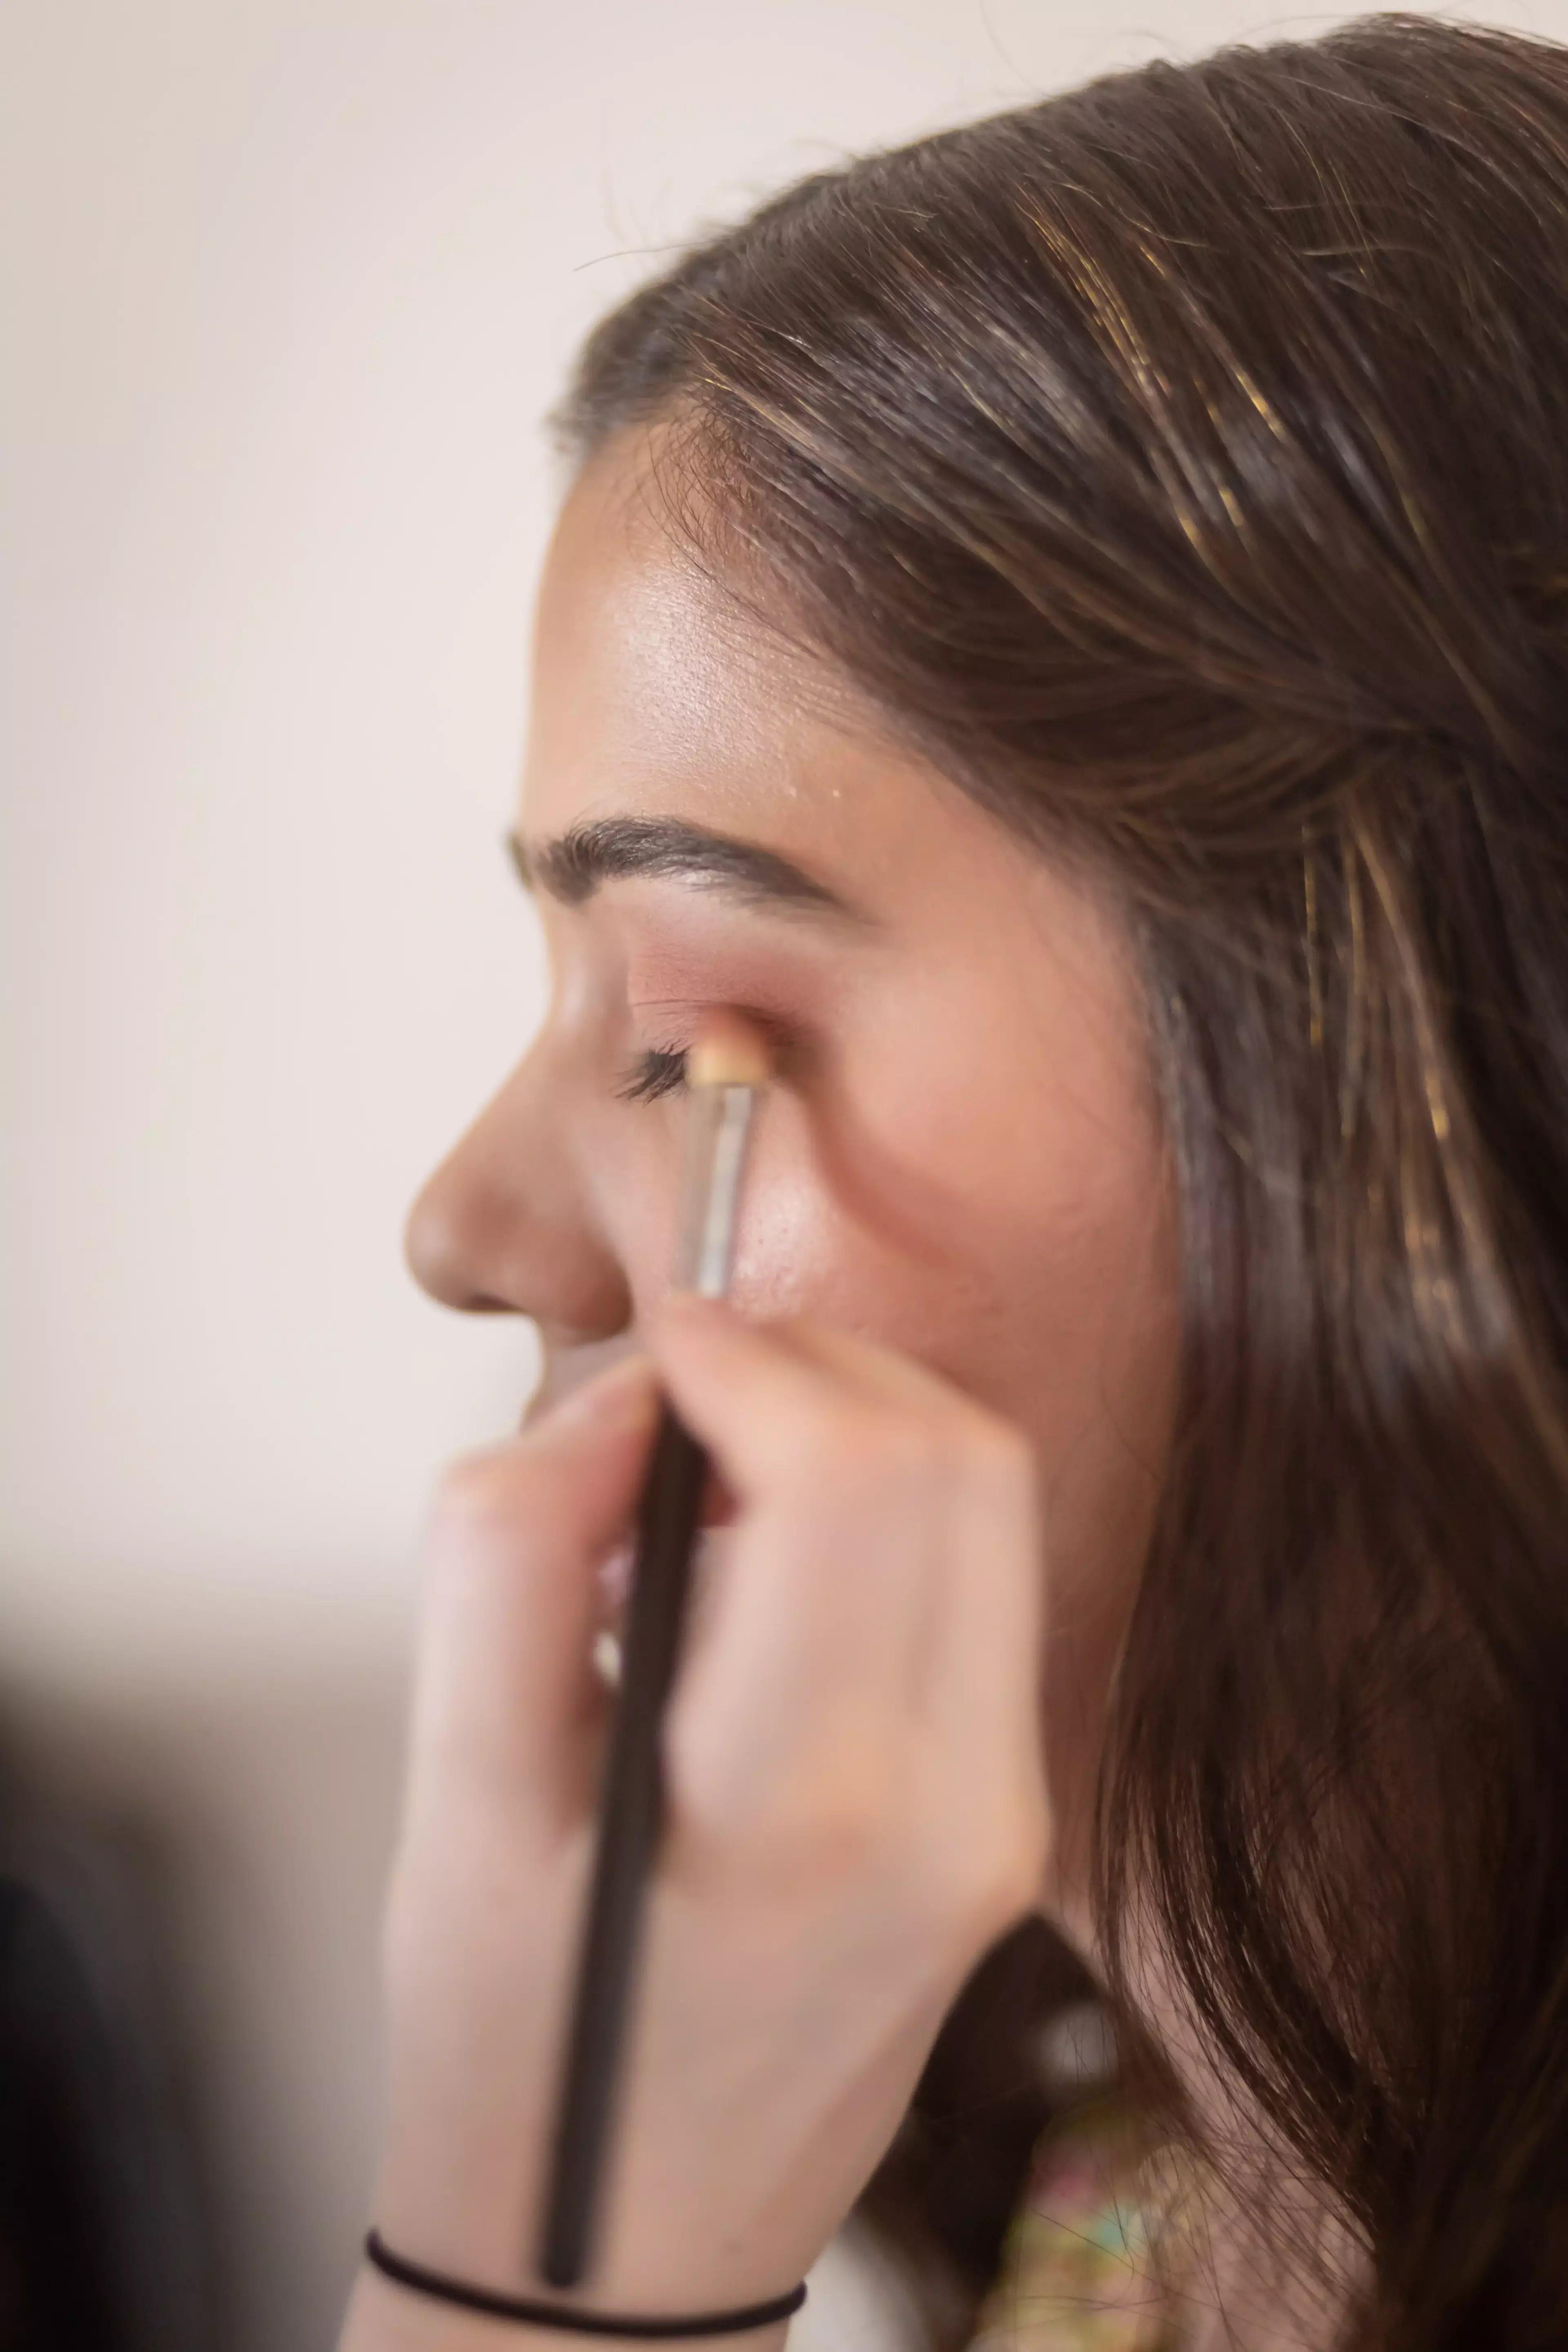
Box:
[552,18,1568,2344]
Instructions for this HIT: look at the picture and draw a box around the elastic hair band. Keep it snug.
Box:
[364,2229,808,2339]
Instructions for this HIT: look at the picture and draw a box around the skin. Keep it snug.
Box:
[341,428,1182,2352]
[405,430,1180,1922]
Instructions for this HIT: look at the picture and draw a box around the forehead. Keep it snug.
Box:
[521,431,1156,1115]
[520,432,946,875]
[516,429,1146,1061]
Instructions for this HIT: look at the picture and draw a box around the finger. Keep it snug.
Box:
[762,1313,1056,1719]
[758,1312,984,1424]
[649,1312,953,1831]
[921,1422,1049,1817]
[655,1301,1048,1858]
[652,1296,954,1501]
[656,1295,1030,1704]
[410,1357,660,1829]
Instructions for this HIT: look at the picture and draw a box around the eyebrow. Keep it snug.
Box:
[508,815,862,920]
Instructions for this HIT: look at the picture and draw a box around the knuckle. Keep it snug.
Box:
[953,1810,1052,1940]
[956,1410,1036,1501]
[430,1445,533,1542]
[757,1797,884,1895]
[873,1411,947,1486]
[780,1404,879,1496]
[671,1736,895,1883]
[841,1403,1032,1514]
[798,1766,895,1867]
[818,1408,943,1505]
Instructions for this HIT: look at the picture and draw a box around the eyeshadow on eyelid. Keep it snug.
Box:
[619,930,853,1039]
[626,993,770,1012]
[619,927,845,996]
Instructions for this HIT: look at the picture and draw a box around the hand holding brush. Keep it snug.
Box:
[343,1013,1051,2350]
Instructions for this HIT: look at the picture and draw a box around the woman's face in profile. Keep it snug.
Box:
[405,429,1180,1909]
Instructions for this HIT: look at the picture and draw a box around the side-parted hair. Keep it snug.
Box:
[553,19,1568,2343]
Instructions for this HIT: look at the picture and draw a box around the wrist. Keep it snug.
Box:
[368,2100,817,2325]
[341,2259,795,2352]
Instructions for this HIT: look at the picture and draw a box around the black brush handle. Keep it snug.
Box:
[537,1401,708,2289]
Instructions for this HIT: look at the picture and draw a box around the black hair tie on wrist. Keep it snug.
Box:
[364,2230,808,2339]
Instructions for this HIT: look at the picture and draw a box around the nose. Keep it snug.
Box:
[404,1051,633,1342]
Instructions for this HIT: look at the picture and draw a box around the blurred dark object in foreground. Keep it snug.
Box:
[854,1913,1109,2351]
[0,1830,208,2352]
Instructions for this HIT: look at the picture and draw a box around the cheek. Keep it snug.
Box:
[580,1108,685,1316]
[600,1024,1178,1594]
[724,1070,1178,1686]
[727,1045,1176,1450]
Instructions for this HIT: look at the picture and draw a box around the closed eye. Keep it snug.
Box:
[616,1046,688,1105]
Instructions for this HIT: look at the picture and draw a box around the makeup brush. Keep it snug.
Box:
[537,1010,770,2291]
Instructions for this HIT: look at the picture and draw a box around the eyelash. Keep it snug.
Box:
[616,1046,689,1105]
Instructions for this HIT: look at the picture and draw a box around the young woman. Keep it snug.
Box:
[339,17,1568,2347]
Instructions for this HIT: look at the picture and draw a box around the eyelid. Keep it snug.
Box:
[617,1004,808,1106]
[627,1000,797,1051]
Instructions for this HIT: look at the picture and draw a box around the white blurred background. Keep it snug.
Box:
[4,2,1564,2344]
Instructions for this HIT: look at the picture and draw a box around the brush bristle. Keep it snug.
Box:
[686,1009,771,1091]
